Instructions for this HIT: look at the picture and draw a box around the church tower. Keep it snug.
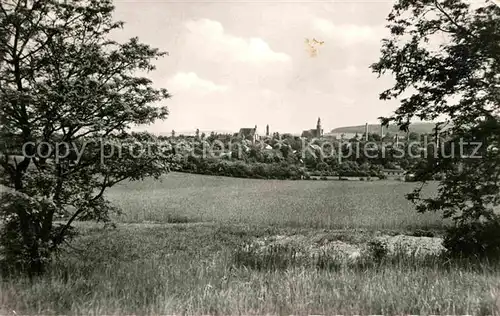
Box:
[266,124,269,137]
[316,117,322,137]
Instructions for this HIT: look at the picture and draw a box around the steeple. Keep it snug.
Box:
[316,117,322,137]
[266,124,269,137]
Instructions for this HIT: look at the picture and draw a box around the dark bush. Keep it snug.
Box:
[317,162,329,171]
[367,239,388,263]
[177,151,392,181]
[443,218,500,259]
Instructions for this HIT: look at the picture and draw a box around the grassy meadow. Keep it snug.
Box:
[2,172,499,315]
[108,172,443,230]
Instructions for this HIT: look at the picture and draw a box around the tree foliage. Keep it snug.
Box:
[371,0,500,228]
[0,0,171,275]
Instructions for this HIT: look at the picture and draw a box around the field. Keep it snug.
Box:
[2,173,499,315]
[108,172,443,229]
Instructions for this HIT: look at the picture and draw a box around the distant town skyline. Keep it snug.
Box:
[111,0,483,135]
[145,120,436,137]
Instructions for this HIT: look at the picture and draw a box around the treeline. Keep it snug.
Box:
[1,131,431,181]
[175,157,305,180]
[173,156,387,180]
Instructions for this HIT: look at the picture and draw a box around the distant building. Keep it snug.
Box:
[238,125,259,144]
[383,169,405,178]
[301,117,324,139]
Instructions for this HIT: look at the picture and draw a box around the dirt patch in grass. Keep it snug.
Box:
[234,231,447,270]
[373,235,445,257]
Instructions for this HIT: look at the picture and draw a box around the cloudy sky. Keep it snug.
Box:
[112,0,402,135]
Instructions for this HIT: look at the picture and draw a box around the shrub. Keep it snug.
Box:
[0,191,77,275]
[443,218,500,259]
[252,163,269,178]
[367,239,388,263]
[317,162,329,171]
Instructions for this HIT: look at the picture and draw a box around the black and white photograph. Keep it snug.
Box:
[0,0,500,314]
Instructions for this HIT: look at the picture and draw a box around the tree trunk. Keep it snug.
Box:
[10,156,49,276]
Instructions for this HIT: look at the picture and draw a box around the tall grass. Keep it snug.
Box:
[0,174,489,314]
[107,172,444,230]
[1,223,499,315]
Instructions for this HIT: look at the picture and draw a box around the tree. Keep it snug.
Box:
[207,131,216,142]
[382,132,393,142]
[408,132,420,141]
[371,0,500,247]
[369,133,382,142]
[0,0,171,275]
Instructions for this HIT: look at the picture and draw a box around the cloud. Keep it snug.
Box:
[312,18,385,46]
[184,18,291,64]
[167,72,228,93]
